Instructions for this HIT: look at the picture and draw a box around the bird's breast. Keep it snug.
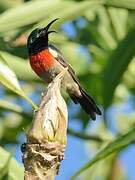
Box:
[29,49,55,82]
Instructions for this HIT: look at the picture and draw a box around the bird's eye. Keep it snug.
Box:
[29,37,35,44]
[32,37,36,42]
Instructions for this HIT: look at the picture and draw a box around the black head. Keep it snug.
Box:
[27,18,58,55]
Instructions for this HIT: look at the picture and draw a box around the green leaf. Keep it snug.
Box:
[0,53,21,90]
[105,0,135,10]
[0,51,39,81]
[0,99,23,113]
[0,53,38,109]
[36,0,104,29]
[0,0,61,33]
[71,127,135,179]
[96,7,117,49]
[103,28,135,108]
[0,0,22,12]
[0,147,23,179]
[107,7,128,40]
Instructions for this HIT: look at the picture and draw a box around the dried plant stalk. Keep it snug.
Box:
[22,68,68,180]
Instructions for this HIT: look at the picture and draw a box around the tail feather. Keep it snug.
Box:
[70,88,101,120]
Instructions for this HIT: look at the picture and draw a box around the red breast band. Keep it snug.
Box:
[29,49,54,76]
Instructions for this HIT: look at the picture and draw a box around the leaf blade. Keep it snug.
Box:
[0,53,37,109]
[0,147,23,180]
[103,27,135,108]
[71,127,135,179]
[0,0,61,32]
[105,0,135,10]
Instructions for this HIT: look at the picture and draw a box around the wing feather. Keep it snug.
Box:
[49,44,80,84]
[49,45,101,119]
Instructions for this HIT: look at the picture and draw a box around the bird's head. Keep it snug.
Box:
[27,18,58,55]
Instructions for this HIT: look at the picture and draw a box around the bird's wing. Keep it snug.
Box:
[49,44,80,83]
[49,45,101,117]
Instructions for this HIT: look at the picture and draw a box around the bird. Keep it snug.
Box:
[27,18,101,120]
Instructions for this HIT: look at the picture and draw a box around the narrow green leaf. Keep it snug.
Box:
[105,0,135,10]
[0,53,38,109]
[71,127,135,179]
[0,53,22,91]
[0,147,23,179]
[0,148,11,178]
[103,28,135,108]
[0,0,22,12]
[36,0,105,29]
[107,7,128,40]
[89,44,107,60]
[97,7,117,49]
[0,0,61,32]
[0,99,23,113]
[0,51,39,81]
[86,24,111,50]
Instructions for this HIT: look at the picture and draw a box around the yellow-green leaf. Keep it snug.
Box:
[105,0,135,10]
[0,53,37,109]
[0,0,61,33]
[0,147,23,179]
[0,99,23,113]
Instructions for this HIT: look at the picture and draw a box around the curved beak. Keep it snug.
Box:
[38,18,59,37]
[47,30,57,35]
[44,18,59,32]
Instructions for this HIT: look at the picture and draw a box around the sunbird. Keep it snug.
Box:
[27,19,101,120]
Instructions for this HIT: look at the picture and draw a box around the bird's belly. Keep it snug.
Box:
[41,61,81,97]
[40,68,56,83]
[40,71,51,83]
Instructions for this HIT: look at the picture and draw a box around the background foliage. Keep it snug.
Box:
[0,0,135,179]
